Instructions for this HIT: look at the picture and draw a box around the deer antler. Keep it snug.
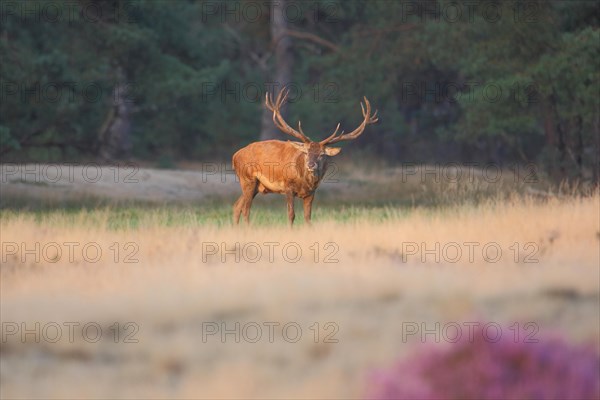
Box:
[320,97,379,145]
[265,88,311,143]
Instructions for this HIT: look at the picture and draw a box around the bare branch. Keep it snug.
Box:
[276,29,339,53]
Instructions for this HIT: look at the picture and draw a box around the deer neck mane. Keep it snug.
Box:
[305,169,321,187]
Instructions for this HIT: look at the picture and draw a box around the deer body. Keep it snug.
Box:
[232,89,378,226]
[234,140,331,195]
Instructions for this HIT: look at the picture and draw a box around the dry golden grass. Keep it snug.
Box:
[1,187,599,399]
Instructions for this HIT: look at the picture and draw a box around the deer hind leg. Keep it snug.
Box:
[242,180,258,224]
[233,195,244,225]
[233,179,258,225]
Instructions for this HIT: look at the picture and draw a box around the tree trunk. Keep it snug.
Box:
[98,66,132,160]
[543,104,555,146]
[594,113,600,184]
[549,91,567,180]
[574,114,583,176]
[260,0,293,141]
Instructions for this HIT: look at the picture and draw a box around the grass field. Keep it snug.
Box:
[1,163,599,399]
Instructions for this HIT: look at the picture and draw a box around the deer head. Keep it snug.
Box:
[265,88,379,174]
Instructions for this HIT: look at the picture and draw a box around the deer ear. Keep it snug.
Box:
[324,147,341,156]
[290,141,307,152]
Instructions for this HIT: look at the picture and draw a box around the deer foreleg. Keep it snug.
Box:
[286,191,295,227]
[303,194,314,225]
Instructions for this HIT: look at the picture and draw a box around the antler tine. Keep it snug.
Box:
[298,120,306,136]
[362,97,371,117]
[331,122,342,137]
[265,91,275,111]
[370,109,379,123]
[276,87,288,108]
[264,87,311,143]
[319,122,342,145]
[320,96,379,145]
[266,91,288,133]
[362,98,379,123]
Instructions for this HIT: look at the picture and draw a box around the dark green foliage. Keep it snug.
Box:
[1,0,598,181]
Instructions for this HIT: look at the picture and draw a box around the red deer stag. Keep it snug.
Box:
[232,88,378,226]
